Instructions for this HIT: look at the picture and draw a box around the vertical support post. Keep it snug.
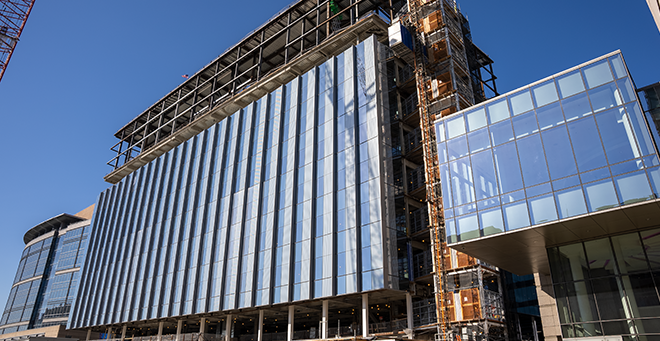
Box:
[158,322,164,341]
[108,327,114,340]
[257,310,264,341]
[176,320,183,341]
[200,318,207,335]
[86,329,92,341]
[225,315,233,341]
[321,300,328,339]
[362,293,369,337]
[287,306,294,341]
[406,292,414,339]
[121,325,128,341]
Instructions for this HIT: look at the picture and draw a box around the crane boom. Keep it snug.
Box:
[0,0,36,83]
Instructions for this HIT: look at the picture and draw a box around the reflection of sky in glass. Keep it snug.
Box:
[436,53,660,243]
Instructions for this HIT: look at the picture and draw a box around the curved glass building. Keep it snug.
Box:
[0,209,92,335]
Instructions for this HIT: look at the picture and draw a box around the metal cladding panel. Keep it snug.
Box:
[71,36,399,329]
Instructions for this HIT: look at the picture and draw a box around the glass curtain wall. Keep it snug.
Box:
[71,35,397,329]
[548,228,660,340]
[435,52,660,243]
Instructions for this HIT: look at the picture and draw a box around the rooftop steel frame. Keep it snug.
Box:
[106,0,407,184]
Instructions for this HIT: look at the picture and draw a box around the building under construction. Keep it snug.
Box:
[69,1,511,341]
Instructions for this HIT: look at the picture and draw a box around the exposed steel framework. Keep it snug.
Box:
[105,0,407,184]
[0,0,35,83]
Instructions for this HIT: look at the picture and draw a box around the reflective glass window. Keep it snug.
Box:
[628,273,660,318]
[609,159,642,176]
[517,134,550,187]
[532,81,559,107]
[526,182,552,198]
[493,142,524,193]
[440,163,453,209]
[592,277,627,320]
[528,194,558,225]
[561,92,592,121]
[555,187,588,219]
[446,115,466,139]
[617,77,636,104]
[580,167,611,184]
[487,99,510,123]
[457,214,479,241]
[611,234,649,273]
[503,201,530,231]
[582,60,613,89]
[626,103,656,157]
[480,208,504,236]
[450,157,475,206]
[542,126,578,179]
[648,166,660,197]
[567,117,607,172]
[508,90,534,115]
[588,82,623,113]
[435,122,446,142]
[468,128,490,153]
[512,111,539,138]
[471,150,498,199]
[447,136,469,160]
[594,107,640,164]
[466,108,487,131]
[613,171,653,205]
[556,71,586,98]
[609,54,627,79]
[552,175,580,191]
[445,219,457,244]
[584,179,618,212]
[585,238,618,277]
[537,102,565,130]
[489,119,514,146]
[641,228,660,270]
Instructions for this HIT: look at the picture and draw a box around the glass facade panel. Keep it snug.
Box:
[532,80,559,107]
[548,231,660,339]
[582,60,613,89]
[437,52,660,243]
[487,99,510,123]
[557,71,586,98]
[508,90,534,115]
[72,36,396,327]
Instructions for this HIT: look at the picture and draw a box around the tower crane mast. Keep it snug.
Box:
[0,0,36,83]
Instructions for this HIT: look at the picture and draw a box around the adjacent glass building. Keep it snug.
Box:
[0,212,92,335]
[436,51,660,341]
[435,51,659,244]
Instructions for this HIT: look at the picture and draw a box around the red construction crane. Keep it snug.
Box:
[0,0,36,83]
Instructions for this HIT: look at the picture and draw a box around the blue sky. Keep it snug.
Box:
[0,0,658,311]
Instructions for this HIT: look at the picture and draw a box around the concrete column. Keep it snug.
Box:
[108,328,114,340]
[225,315,233,341]
[176,320,183,341]
[158,322,164,341]
[405,292,414,339]
[86,329,92,341]
[287,306,294,341]
[321,300,328,339]
[361,293,369,337]
[200,318,207,335]
[534,272,562,341]
[257,310,264,341]
[121,326,127,341]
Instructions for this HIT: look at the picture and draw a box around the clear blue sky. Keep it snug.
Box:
[0,0,658,311]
